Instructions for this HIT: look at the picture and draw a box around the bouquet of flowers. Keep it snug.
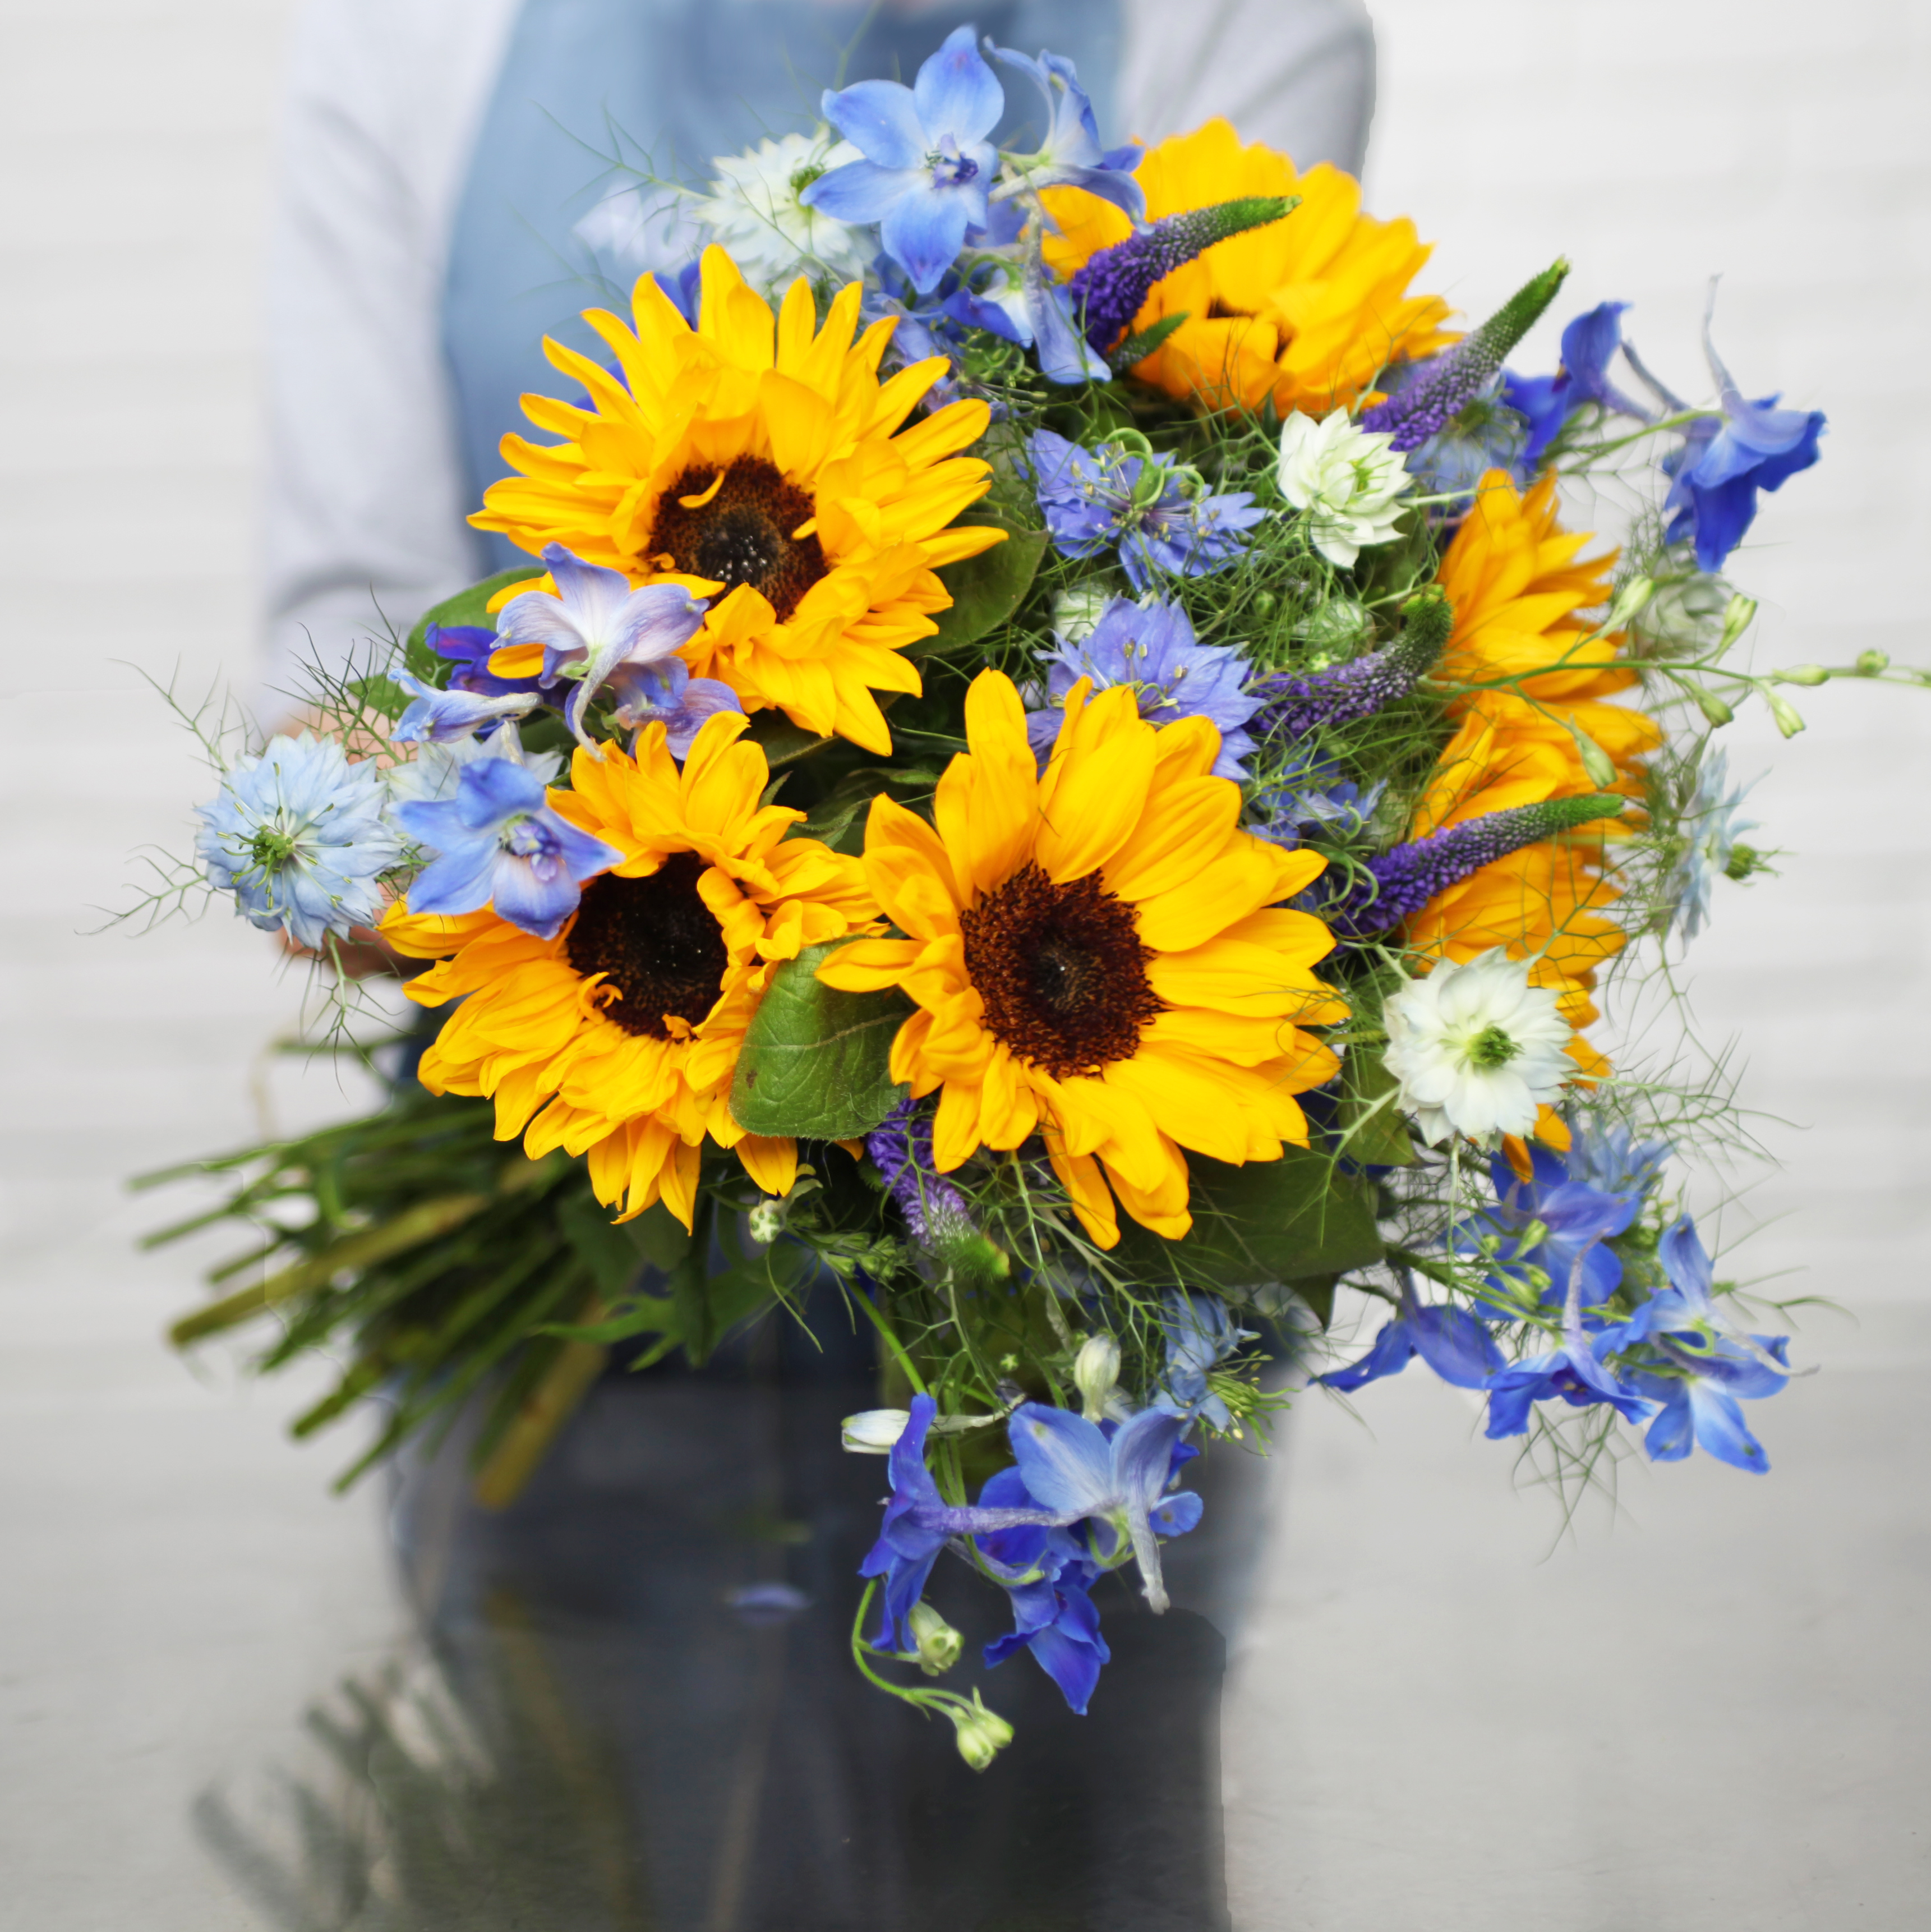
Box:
[149,27,1880,1768]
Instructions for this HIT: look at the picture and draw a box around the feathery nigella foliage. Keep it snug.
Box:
[1329,792,1626,938]
[1252,590,1454,742]
[1067,196,1298,353]
[1359,259,1570,452]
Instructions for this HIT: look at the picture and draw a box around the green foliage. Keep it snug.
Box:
[729,942,911,1139]
[914,522,1050,660]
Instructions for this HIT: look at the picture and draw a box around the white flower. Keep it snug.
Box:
[840,1408,911,1455]
[1275,408,1413,567]
[1381,950,1573,1146]
[1050,582,1113,643]
[691,131,869,295]
[1668,749,1759,942]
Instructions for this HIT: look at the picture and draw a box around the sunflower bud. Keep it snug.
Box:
[1073,1332,1122,1421]
[841,1408,910,1454]
[907,1601,963,1677]
[948,1692,1015,1772]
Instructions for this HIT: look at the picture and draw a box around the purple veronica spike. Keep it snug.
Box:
[1359,260,1568,452]
[1250,591,1453,742]
[1066,197,1294,353]
[867,1098,975,1246]
[1329,793,1625,939]
[395,757,623,941]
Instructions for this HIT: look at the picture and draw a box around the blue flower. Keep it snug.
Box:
[859,1396,1066,1650]
[1483,1326,1656,1436]
[1007,1403,1202,1613]
[1563,1119,1672,1202]
[1659,305,1826,569]
[973,1466,1110,1714]
[394,757,623,941]
[1017,227,1111,384]
[985,44,1144,221]
[1606,1218,1791,1473]
[1151,1292,1256,1432]
[1459,1139,1643,1315]
[1666,747,1759,943]
[1318,1290,1505,1393]
[1500,301,1651,466]
[1024,596,1262,780]
[603,657,744,760]
[428,622,545,700]
[1248,754,1387,852]
[494,544,708,749]
[390,671,538,746]
[1027,430,1265,593]
[804,26,1004,295]
[195,734,402,950]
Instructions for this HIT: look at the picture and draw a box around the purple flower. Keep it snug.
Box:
[1248,588,1451,742]
[495,544,709,751]
[395,757,623,941]
[390,671,538,746]
[984,44,1144,224]
[605,657,743,760]
[804,26,1003,295]
[1026,430,1264,593]
[428,623,545,700]
[866,1098,974,1246]
[1025,596,1261,781]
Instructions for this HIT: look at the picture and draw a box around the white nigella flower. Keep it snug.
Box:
[691,130,870,295]
[1275,408,1414,567]
[1381,949,1573,1146]
[1049,582,1114,643]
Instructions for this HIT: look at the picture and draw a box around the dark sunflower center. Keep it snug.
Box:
[564,850,730,1039]
[958,863,1163,1080]
[649,459,827,621]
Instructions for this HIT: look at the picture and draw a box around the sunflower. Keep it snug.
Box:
[470,245,1005,756]
[1040,118,1456,416]
[816,670,1345,1249]
[381,713,878,1227]
[1391,470,1663,1146]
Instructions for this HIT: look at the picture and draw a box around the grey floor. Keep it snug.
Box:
[4,1,1930,1926]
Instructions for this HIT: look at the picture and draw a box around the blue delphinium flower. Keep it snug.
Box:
[985,44,1144,220]
[395,757,623,941]
[428,622,546,700]
[804,26,1003,295]
[1651,295,1825,571]
[1151,1292,1255,1432]
[603,657,744,760]
[1459,1138,1644,1315]
[859,1396,1066,1650]
[1605,1217,1791,1473]
[1500,301,1652,467]
[391,671,539,746]
[494,544,709,749]
[1007,1402,1202,1613]
[973,1466,1110,1713]
[196,734,402,950]
[1483,1324,1656,1436]
[1027,430,1264,593]
[1318,1282,1505,1393]
[1024,596,1261,780]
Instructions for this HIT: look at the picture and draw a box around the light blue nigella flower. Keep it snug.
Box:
[1151,1291,1256,1432]
[1668,747,1759,942]
[195,734,402,950]
[1563,1118,1672,1201]
[1024,596,1261,780]
[804,26,1003,295]
[395,757,623,941]
[1027,430,1265,592]
[859,1395,1067,1651]
[495,544,708,750]
[1248,753,1387,852]
[1609,1217,1791,1473]
[984,44,1144,221]
[1007,1402,1202,1613]
[391,671,539,746]
[605,657,744,760]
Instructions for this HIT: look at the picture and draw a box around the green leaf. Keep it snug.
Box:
[347,673,413,724]
[914,523,1049,659]
[1337,1047,1416,1168]
[1110,1148,1383,1298]
[729,940,912,1139]
[746,710,834,770]
[403,566,546,678]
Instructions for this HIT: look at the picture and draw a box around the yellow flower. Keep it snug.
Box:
[1040,118,1455,416]
[381,714,877,1228]
[816,670,1345,1249]
[1398,471,1664,1149]
[471,245,1004,756]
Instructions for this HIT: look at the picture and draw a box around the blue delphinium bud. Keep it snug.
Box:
[908,1600,964,1677]
[948,1691,1015,1770]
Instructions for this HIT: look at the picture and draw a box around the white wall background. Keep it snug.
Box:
[2,2,1927,1926]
